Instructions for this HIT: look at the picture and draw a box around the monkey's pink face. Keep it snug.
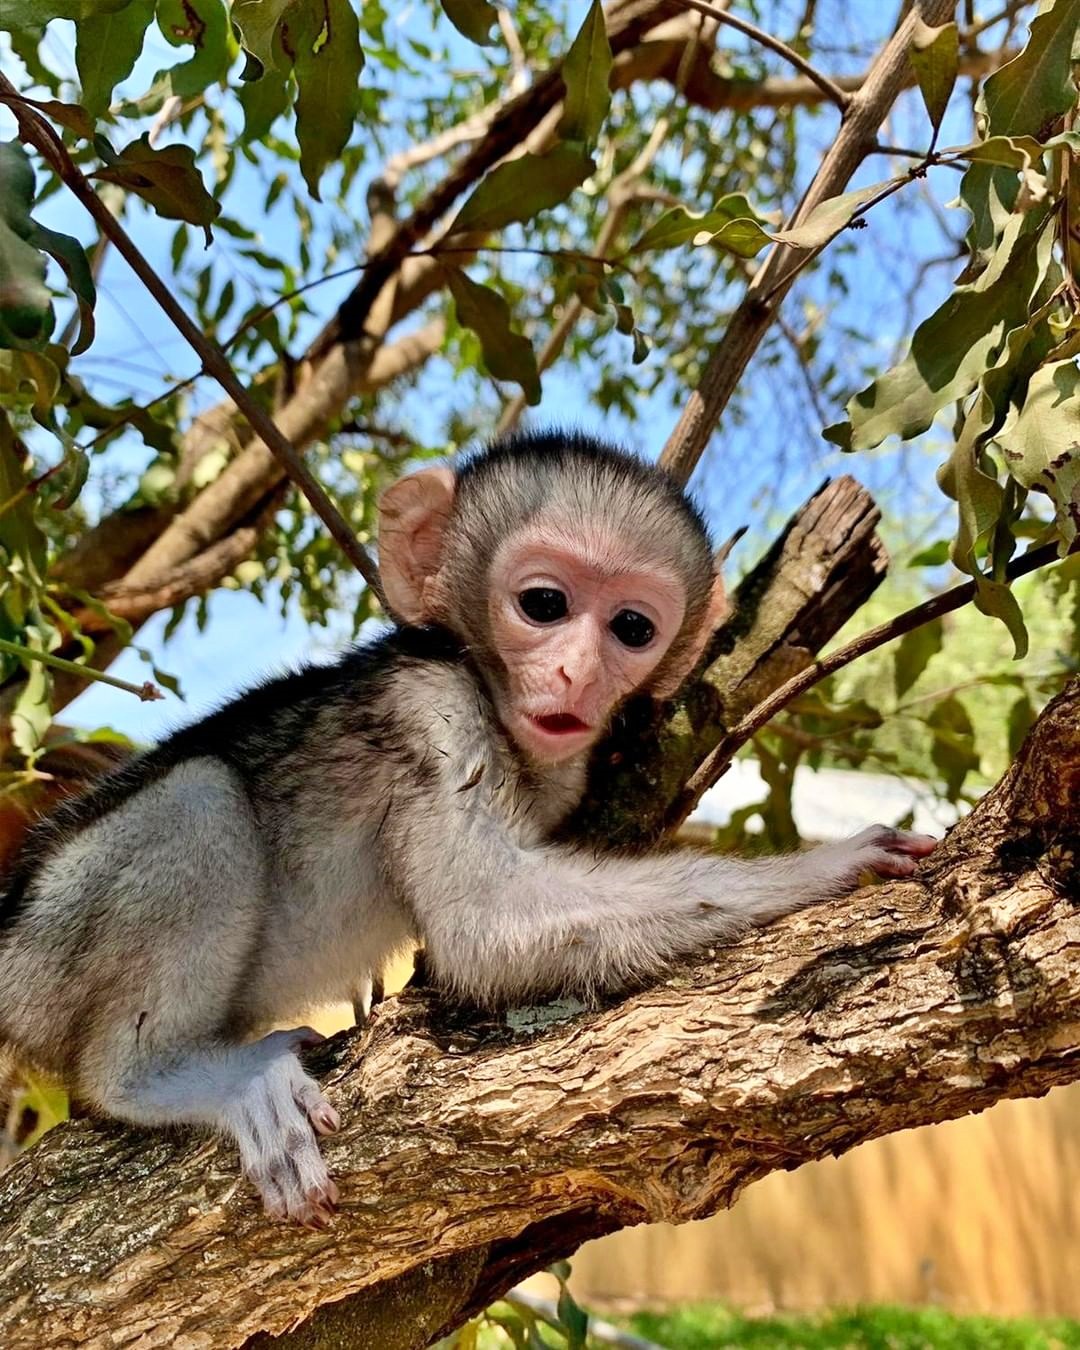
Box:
[488,526,686,764]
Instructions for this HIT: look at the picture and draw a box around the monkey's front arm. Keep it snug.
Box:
[384,780,936,1008]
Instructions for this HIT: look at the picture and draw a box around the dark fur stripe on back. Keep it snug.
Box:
[0,625,465,929]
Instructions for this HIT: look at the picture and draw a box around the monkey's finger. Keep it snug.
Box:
[865,849,928,879]
[853,825,939,860]
[886,831,939,857]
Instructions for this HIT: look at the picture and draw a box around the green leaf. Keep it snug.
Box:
[697,216,773,258]
[556,1287,589,1350]
[52,445,90,510]
[1006,692,1036,759]
[908,19,959,136]
[25,219,96,355]
[558,0,611,146]
[926,695,979,800]
[631,194,769,253]
[944,130,1080,169]
[288,0,365,200]
[447,268,540,404]
[8,1,129,19]
[907,540,951,567]
[770,179,897,250]
[239,70,292,142]
[93,135,221,242]
[927,285,1059,660]
[996,358,1080,549]
[961,1,1080,272]
[826,210,1055,451]
[971,575,1029,660]
[31,98,95,138]
[11,631,52,759]
[0,409,47,582]
[0,348,61,420]
[0,142,54,351]
[439,0,498,46]
[232,0,292,73]
[485,1309,528,1349]
[894,616,943,698]
[449,145,594,234]
[75,0,156,116]
[127,0,232,112]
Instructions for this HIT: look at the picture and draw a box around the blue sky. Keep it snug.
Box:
[1,2,1008,743]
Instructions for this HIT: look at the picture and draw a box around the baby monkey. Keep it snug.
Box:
[0,430,935,1225]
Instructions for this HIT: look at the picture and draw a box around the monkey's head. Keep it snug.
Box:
[378,429,727,764]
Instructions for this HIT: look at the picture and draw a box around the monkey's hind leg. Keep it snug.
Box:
[94,1028,341,1225]
[38,757,340,1224]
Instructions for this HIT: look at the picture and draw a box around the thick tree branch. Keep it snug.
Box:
[1,679,1076,1350]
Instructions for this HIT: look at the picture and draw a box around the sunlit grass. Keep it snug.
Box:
[623,1303,1080,1349]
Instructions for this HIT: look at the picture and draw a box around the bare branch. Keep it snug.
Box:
[675,0,851,108]
[659,0,959,485]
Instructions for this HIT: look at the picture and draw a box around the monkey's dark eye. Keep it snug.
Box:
[610,609,655,649]
[518,587,568,623]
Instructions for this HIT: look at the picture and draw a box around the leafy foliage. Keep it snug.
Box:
[825,0,1080,654]
[0,1,1073,820]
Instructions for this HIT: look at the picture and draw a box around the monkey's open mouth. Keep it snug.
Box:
[531,713,590,735]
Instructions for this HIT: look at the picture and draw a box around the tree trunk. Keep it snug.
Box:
[1,677,1076,1350]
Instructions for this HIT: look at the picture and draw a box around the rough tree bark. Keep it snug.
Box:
[0,673,1076,1350]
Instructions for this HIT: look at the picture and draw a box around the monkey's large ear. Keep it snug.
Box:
[649,570,729,699]
[378,466,457,622]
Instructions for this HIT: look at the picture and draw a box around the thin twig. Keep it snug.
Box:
[0,76,387,608]
[498,8,530,94]
[666,538,1074,829]
[0,637,163,702]
[962,0,1031,44]
[758,166,921,307]
[675,0,850,109]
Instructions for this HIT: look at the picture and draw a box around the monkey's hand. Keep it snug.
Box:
[223,1028,341,1227]
[829,824,939,882]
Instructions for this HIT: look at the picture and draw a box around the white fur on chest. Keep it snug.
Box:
[246,817,409,1026]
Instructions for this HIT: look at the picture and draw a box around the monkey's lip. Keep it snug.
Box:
[529,712,591,735]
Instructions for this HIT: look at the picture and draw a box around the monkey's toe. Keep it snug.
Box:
[292,1075,341,1135]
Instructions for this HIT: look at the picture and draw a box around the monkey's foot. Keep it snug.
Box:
[847,825,939,880]
[229,1031,341,1226]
